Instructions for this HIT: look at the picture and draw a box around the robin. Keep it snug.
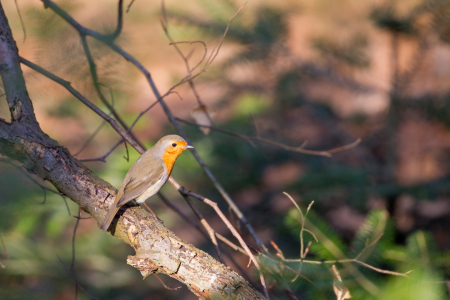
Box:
[100,134,193,232]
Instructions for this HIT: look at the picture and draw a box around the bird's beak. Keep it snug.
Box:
[183,145,194,149]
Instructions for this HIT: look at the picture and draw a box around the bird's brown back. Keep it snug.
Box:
[116,151,166,207]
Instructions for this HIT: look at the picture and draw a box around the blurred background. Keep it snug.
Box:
[1,0,450,299]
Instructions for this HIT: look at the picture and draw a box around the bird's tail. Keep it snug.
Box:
[99,205,120,232]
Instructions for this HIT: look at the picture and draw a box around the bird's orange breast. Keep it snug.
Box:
[162,141,187,176]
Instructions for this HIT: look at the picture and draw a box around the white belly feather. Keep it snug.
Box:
[134,175,167,204]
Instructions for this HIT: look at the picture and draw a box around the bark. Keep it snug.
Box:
[0,4,265,300]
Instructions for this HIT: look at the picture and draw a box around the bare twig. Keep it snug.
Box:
[270,240,285,259]
[73,120,107,157]
[173,182,269,299]
[354,234,384,261]
[71,207,81,271]
[159,192,208,237]
[205,1,248,66]
[283,192,316,282]
[56,255,99,300]
[0,158,69,213]
[284,257,411,277]
[79,34,145,150]
[153,274,181,290]
[55,208,99,300]
[75,84,115,157]
[107,0,123,40]
[20,56,145,154]
[182,194,226,264]
[177,117,361,157]
[13,0,26,42]
[159,193,249,256]
[176,117,256,146]
[78,92,171,162]
[126,0,136,13]
[159,193,261,287]
[161,2,213,125]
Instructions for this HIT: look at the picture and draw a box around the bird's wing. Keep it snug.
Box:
[116,161,166,207]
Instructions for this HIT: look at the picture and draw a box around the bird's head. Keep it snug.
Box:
[155,135,193,172]
[153,134,192,161]
[159,134,193,153]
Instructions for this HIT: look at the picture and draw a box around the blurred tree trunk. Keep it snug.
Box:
[0,4,265,300]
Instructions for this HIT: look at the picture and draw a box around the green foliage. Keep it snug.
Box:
[349,210,395,267]
[276,204,448,299]
[234,93,271,117]
[376,266,445,300]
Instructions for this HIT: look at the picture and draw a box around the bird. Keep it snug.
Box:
[99,134,193,232]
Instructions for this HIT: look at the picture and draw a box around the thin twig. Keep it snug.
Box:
[71,207,81,271]
[283,192,316,282]
[283,257,411,277]
[205,1,248,66]
[79,34,145,151]
[161,3,212,124]
[159,193,261,287]
[160,190,321,289]
[0,158,69,212]
[78,92,172,162]
[177,117,361,157]
[106,0,123,40]
[13,0,26,42]
[56,255,100,300]
[159,193,249,256]
[270,240,285,260]
[166,41,208,79]
[74,84,115,157]
[55,208,99,300]
[159,192,209,237]
[174,183,269,299]
[182,194,226,264]
[153,274,181,290]
[126,0,136,13]
[20,56,145,155]
[354,233,384,261]
[73,120,107,157]
[165,188,403,290]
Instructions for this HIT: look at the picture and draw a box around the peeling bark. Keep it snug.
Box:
[0,3,266,299]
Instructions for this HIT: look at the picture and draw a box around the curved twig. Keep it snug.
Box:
[176,117,362,157]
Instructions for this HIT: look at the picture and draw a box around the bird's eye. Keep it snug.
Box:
[172,143,177,147]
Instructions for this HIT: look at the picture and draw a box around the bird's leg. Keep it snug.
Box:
[142,202,158,218]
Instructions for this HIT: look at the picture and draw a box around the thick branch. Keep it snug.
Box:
[0,5,37,124]
[0,121,265,299]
